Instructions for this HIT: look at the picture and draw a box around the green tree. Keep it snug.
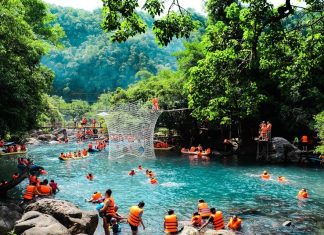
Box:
[314,112,324,154]
[0,0,63,136]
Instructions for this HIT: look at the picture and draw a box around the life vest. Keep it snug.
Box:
[129,171,135,176]
[87,175,93,180]
[104,197,115,215]
[88,143,93,149]
[150,178,157,184]
[211,211,224,230]
[23,185,36,200]
[92,192,102,201]
[197,152,203,157]
[301,136,308,143]
[164,214,178,233]
[190,147,196,152]
[278,177,286,182]
[49,182,58,191]
[37,185,52,195]
[191,215,202,226]
[262,174,270,180]
[228,217,241,230]
[198,203,211,217]
[298,190,308,199]
[128,206,143,227]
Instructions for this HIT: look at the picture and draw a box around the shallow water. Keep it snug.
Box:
[1,142,324,235]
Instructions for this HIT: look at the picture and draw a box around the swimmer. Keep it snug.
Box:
[278,176,287,182]
[138,165,143,170]
[297,188,308,199]
[129,170,136,176]
[150,177,158,184]
[261,171,270,180]
[86,173,94,180]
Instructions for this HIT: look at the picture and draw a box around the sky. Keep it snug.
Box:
[43,0,306,13]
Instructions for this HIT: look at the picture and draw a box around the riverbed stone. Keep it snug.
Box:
[267,137,300,163]
[14,211,70,235]
[179,226,199,235]
[25,199,98,234]
[204,229,236,235]
[0,203,23,234]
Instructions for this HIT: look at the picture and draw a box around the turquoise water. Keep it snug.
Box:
[1,142,324,234]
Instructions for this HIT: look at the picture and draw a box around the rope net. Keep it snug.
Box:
[104,103,162,158]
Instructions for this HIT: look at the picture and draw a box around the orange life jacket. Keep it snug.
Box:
[262,174,270,180]
[37,185,52,195]
[128,206,143,227]
[191,215,202,226]
[88,143,93,149]
[211,211,224,230]
[104,197,115,215]
[164,214,178,233]
[92,192,102,201]
[198,203,211,217]
[228,217,241,230]
[298,190,308,199]
[301,136,308,143]
[150,178,157,184]
[190,147,196,152]
[29,175,38,184]
[23,185,36,200]
[87,175,93,180]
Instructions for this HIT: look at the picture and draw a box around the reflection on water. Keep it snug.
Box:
[0,142,324,234]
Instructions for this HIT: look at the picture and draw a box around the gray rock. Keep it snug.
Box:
[25,137,40,145]
[179,226,199,235]
[0,203,23,234]
[14,211,70,235]
[37,134,54,141]
[25,199,98,235]
[204,229,236,235]
[267,137,301,163]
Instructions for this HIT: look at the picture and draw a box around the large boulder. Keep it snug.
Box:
[37,134,55,141]
[179,226,199,235]
[204,229,236,235]
[25,137,40,145]
[14,211,70,235]
[25,199,98,235]
[0,203,23,234]
[267,137,301,163]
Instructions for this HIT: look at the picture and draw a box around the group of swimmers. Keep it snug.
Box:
[88,140,107,151]
[95,189,242,235]
[2,144,27,153]
[261,171,309,199]
[60,149,88,159]
[128,166,158,184]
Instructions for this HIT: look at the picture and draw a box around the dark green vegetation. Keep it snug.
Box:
[0,0,323,152]
[0,0,63,137]
[42,6,184,101]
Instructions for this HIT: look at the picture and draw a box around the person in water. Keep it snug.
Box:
[191,212,202,227]
[138,165,143,170]
[100,189,116,235]
[278,176,287,182]
[198,208,224,231]
[35,179,52,196]
[12,172,19,180]
[297,188,308,199]
[164,209,179,234]
[49,179,60,194]
[86,173,94,180]
[227,215,242,231]
[21,182,37,205]
[197,199,211,219]
[129,170,136,176]
[261,170,270,180]
[128,201,145,235]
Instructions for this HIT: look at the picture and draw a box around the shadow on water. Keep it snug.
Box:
[1,143,324,234]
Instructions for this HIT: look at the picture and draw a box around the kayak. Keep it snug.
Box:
[0,150,28,156]
[59,153,89,161]
[181,148,211,156]
[154,146,175,151]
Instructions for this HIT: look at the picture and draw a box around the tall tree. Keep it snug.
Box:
[0,0,63,136]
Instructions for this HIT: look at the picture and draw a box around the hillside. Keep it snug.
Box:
[42,5,184,101]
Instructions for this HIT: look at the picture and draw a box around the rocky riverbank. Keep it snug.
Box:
[0,199,98,235]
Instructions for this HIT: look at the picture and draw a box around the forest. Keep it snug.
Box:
[0,0,323,152]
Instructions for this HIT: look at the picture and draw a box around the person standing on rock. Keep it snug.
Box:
[100,189,116,235]
[128,201,145,235]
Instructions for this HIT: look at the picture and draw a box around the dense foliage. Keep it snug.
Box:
[181,0,324,139]
[42,6,184,101]
[315,112,324,154]
[0,0,62,136]
[102,0,198,45]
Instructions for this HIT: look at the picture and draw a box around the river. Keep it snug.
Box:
[1,142,324,234]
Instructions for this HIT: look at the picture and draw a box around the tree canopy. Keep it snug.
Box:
[0,0,63,136]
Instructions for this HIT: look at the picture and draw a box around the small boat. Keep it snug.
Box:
[154,146,175,151]
[181,148,211,156]
[0,149,27,156]
[59,153,89,161]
